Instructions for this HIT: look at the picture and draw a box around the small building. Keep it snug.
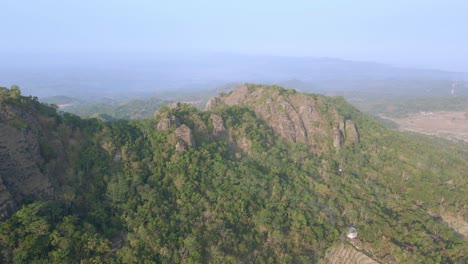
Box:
[347,227,358,239]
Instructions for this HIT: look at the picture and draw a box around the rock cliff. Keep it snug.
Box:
[206,84,360,152]
[175,124,196,150]
[155,103,198,152]
[156,115,181,131]
[0,103,53,219]
[210,114,226,135]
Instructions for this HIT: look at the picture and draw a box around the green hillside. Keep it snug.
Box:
[0,85,466,263]
[60,97,172,120]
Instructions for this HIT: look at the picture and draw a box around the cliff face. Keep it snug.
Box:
[0,104,53,219]
[0,98,82,220]
[206,84,360,152]
[155,105,198,152]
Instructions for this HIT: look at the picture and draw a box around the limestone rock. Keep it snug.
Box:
[332,127,344,149]
[168,102,181,109]
[210,84,359,152]
[210,114,226,136]
[205,97,222,110]
[156,115,180,131]
[345,120,360,143]
[0,106,54,220]
[236,137,252,155]
[223,84,250,105]
[175,142,186,152]
[175,124,196,149]
[338,119,345,133]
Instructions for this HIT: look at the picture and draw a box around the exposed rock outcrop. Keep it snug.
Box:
[345,120,360,143]
[175,142,186,152]
[210,114,227,136]
[0,105,54,219]
[332,127,344,149]
[206,84,360,151]
[205,97,223,111]
[175,124,196,151]
[223,84,250,106]
[168,102,182,109]
[156,115,181,131]
[154,103,203,152]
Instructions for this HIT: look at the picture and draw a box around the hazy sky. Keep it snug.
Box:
[1,0,467,71]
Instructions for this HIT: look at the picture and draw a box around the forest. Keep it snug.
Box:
[0,85,466,263]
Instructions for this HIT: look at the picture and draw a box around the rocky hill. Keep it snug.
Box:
[0,103,52,219]
[0,87,91,220]
[0,94,65,219]
[0,85,466,263]
[207,84,359,152]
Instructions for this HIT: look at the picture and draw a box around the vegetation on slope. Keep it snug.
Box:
[61,97,172,120]
[0,85,466,263]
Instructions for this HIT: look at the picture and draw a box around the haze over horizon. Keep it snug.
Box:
[1,0,468,73]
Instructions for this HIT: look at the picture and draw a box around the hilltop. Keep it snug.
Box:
[0,84,466,263]
[206,84,360,151]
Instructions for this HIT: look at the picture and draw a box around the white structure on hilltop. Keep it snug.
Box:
[347,227,358,239]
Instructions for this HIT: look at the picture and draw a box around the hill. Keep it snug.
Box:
[0,84,466,263]
[42,96,171,120]
[3,54,467,99]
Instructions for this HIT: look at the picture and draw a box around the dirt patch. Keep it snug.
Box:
[325,243,379,264]
[381,111,468,142]
[439,212,468,239]
[57,103,73,108]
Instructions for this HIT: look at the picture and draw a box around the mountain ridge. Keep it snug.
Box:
[3,54,467,98]
[0,84,466,263]
[206,84,360,152]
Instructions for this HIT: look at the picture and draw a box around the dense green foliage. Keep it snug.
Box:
[48,97,171,120]
[0,86,467,263]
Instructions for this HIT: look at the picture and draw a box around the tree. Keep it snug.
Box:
[10,84,21,98]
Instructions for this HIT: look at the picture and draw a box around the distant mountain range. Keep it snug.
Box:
[1,53,467,98]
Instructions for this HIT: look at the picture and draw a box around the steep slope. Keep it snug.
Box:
[0,112,52,219]
[0,85,466,263]
[206,84,359,152]
[0,94,58,219]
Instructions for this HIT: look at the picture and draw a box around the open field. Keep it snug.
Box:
[325,243,378,264]
[381,111,468,142]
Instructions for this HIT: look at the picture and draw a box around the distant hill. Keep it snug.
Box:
[0,84,466,263]
[2,53,467,98]
[44,84,241,120]
[47,96,172,120]
[40,95,80,105]
[281,79,468,97]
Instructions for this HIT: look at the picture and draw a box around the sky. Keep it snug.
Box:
[1,0,468,72]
